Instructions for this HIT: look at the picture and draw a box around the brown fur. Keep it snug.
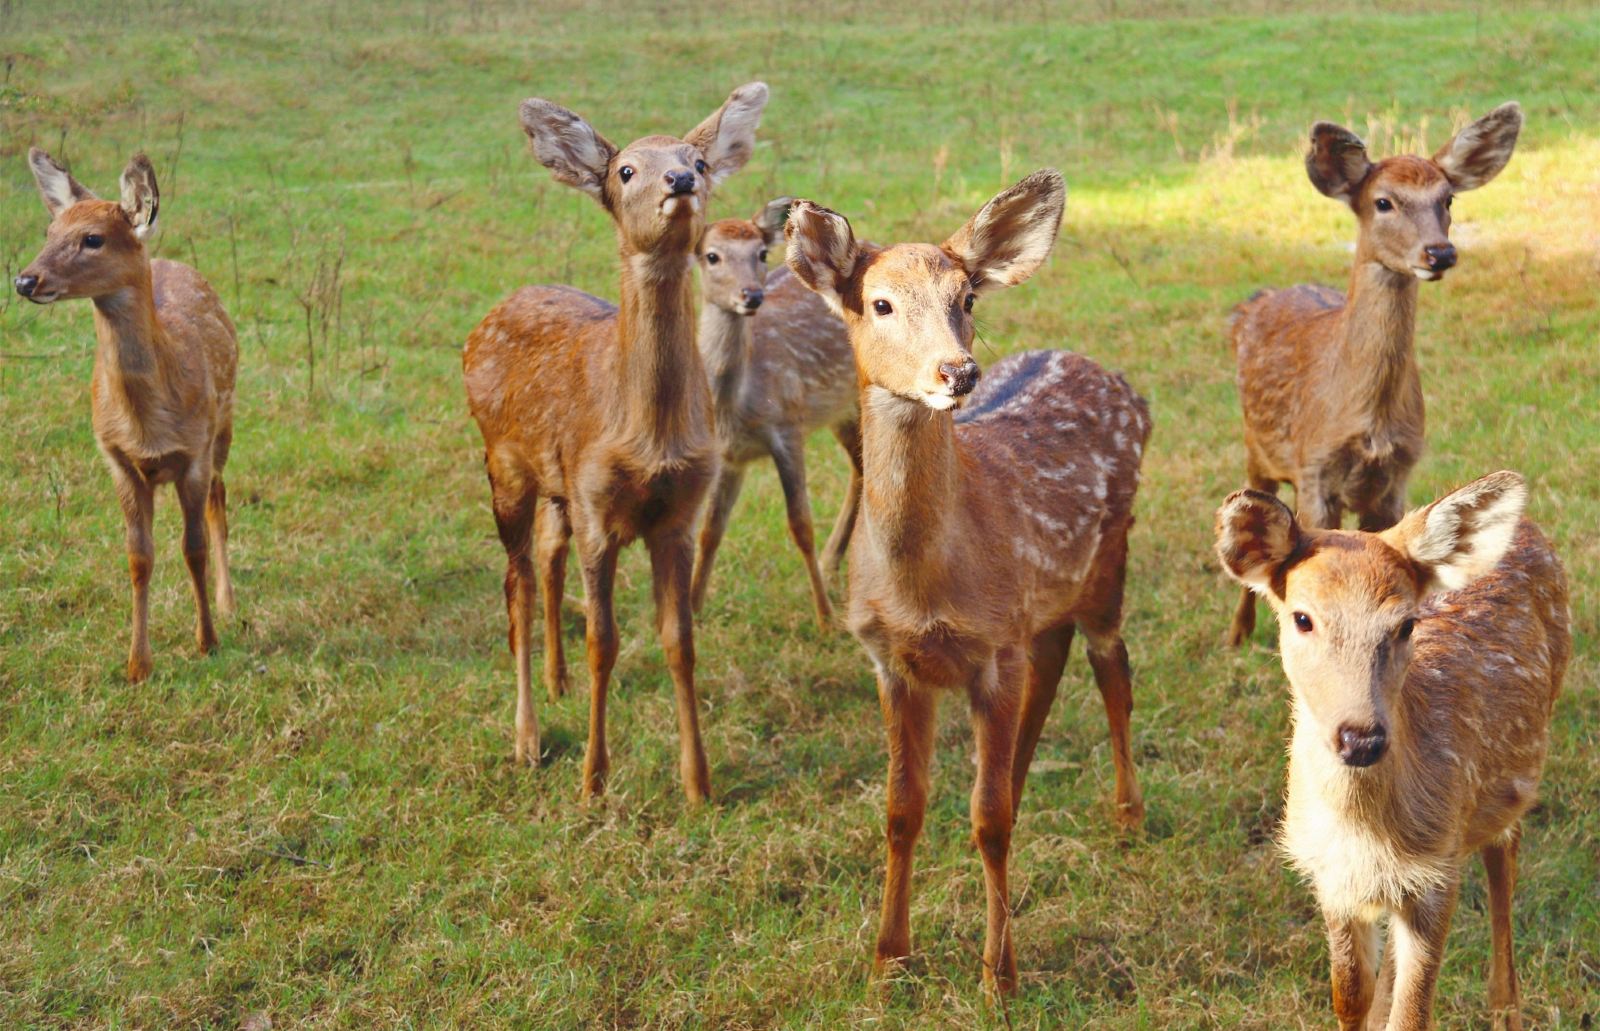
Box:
[17,149,238,682]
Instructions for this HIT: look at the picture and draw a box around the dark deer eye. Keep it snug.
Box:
[694,159,707,174]
[963,293,975,313]
[872,299,893,316]
[1374,197,1394,213]
[84,234,104,249]
[618,166,634,183]
[1398,618,1416,641]
[704,252,720,265]
[757,249,768,262]
[1292,611,1314,633]
[1444,195,1454,209]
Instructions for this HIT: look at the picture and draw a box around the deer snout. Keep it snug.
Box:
[1336,723,1388,768]
[1423,244,1457,272]
[938,358,981,398]
[665,170,697,195]
[14,274,39,298]
[739,287,764,312]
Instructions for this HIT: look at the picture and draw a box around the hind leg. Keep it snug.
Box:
[1011,623,1074,821]
[821,418,862,575]
[1227,463,1280,646]
[1078,521,1144,830]
[535,498,572,703]
[488,459,539,765]
[207,428,236,617]
[1482,829,1523,1031]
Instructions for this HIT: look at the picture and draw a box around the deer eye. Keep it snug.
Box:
[872,299,893,316]
[1292,611,1314,634]
[618,166,634,183]
[694,159,707,175]
[757,249,768,263]
[963,293,975,313]
[1398,618,1416,641]
[1444,195,1454,209]
[1374,197,1394,213]
[84,234,105,249]
[704,252,720,265]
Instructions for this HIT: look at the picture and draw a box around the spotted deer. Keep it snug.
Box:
[1227,103,1523,646]
[463,83,768,802]
[15,149,238,682]
[1216,471,1568,1031]
[690,197,861,628]
[784,171,1148,993]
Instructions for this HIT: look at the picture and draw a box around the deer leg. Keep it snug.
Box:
[1078,524,1145,830]
[1011,623,1072,821]
[1368,925,1397,1031]
[175,464,218,656]
[1325,914,1379,1031]
[111,462,156,682]
[490,469,539,766]
[205,473,235,618]
[1482,830,1523,1031]
[771,429,833,629]
[689,464,745,615]
[1358,480,1408,534]
[535,498,572,703]
[821,418,862,574]
[970,653,1022,995]
[1386,879,1461,1031]
[647,529,711,804]
[873,671,936,980]
[1227,467,1279,646]
[576,535,621,800]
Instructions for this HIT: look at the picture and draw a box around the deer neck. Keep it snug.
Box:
[1337,259,1419,412]
[89,266,172,423]
[613,246,710,457]
[858,385,960,572]
[697,300,751,435]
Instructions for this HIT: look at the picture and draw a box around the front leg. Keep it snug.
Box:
[873,669,937,980]
[176,463,219,655]
[575,533,621,801]
[1385,880,1461,1031]
[821,418,862,574]
[689,464,745,615]
[1325,913,1379,1031]
[969,652,1022,994]
[647,528,711,804]
[770,428,833,629]
[109,460,156,682]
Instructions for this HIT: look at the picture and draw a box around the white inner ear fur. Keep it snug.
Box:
[697,83,769,187]
[785,205,856,313]
[946,170,1065,293]
[1402,474,1526,593]
[520,100,613,200]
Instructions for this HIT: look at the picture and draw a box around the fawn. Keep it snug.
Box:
[690,197,861,628]
[1216,471,1568,1031]
[16,149,238,682]
[785,170,1148,993]
[1227,102,1523,646]
[463,83,768,802]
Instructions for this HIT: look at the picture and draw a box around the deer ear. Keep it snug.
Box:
[1305,122,1372,202]
[1381,471,1526,596]
[1433,102,1522,192]
[119,153,160,239]
[29,148,97,217]
[519,98,618,202]
[942,168,1065,294]
[1215,489,1302,597]
[753,196,793,248]
[684,81,768,188]
[784,199,858,312]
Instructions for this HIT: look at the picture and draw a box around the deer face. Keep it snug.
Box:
[785,169,1065,412]
[16,149,158,304]
[697,199,789,316]
[1217,472,1527,769]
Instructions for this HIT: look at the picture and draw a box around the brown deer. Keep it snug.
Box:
[463,83,768,802]
[1227,102,1523,646]
[15,149,238,682]
[784,171,1148,993]
[1216,471,1568,1031]
[689,197,861,628]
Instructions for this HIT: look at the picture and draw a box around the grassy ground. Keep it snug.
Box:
[2,2,1597,1027]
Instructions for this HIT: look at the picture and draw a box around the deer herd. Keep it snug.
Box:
[14,80,1570,1027]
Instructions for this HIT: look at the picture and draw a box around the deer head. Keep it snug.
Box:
[15,149,160,304]
[697,197,790,316]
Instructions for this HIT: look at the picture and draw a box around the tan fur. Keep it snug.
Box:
[1216,471,1568,1031]
[17,149,238,682]
[1226,103,1523,647]
[786,170,1148,995]
[690,201,861,628]
[462,83,768,801]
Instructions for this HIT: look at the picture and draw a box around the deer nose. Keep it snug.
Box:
[14,274,38,298]
[1337,724,1388,768]
[938,358,981,398]
[1424,244,1457,271]
[665,170,696,195]
[740,287,763,310]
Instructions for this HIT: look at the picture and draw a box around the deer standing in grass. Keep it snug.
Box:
[1216,471,1568,1031]
[690,197,860,628]
[463,83,768,802]
[15,149,238,682]
[785,171,1148,993]
[1227,103,1523,646]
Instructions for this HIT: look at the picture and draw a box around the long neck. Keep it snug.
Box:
[613,246,708,454]
[697,299,750,436]
[858,386,961,570]
[90,263,170,418]
[1338,259,1419,410]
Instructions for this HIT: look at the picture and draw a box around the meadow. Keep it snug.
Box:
[2,1,1597,1027]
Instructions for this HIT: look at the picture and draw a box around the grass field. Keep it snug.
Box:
[2,2,1598,1027]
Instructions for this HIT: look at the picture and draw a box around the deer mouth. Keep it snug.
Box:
[1411,267,1444,282]
[921,389,962,411]
[660,193,701,218]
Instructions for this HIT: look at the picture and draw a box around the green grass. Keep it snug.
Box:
[3,2,1598,1027]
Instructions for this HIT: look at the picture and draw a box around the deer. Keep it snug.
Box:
[1226,102,1523,647]
[784,170,1148,994]
[1215,470,1569,1031]
[689,197,861,629]
[15,148,238,683]
[462,82,769,803]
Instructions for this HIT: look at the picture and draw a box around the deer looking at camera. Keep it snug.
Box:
[1227,102,1523,646]
[690,197,861,628]
[785,171,1148,993]
[463,83,769,802]
[15,149,238,682]
[1217,471,1568,1031]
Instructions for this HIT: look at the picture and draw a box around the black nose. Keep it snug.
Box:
[666,170,696,195]
[741,288,763,310]
[14,274,38,298]
[1337,724,1388,767]
[938,359,981,398]
[1424,244,1457,271]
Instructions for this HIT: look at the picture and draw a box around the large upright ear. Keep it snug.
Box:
[1382,471,1526,595]
[1433,102,1522,192]
[942,168,1064,294]
[28,148,97,218]
[1215,489,1302,596]
[519,98,618,202]
[1305,122,1372,203]
[683,81,769,188]
[753,196,792,249]
[119,153,160,239]
[784,199,859,311]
